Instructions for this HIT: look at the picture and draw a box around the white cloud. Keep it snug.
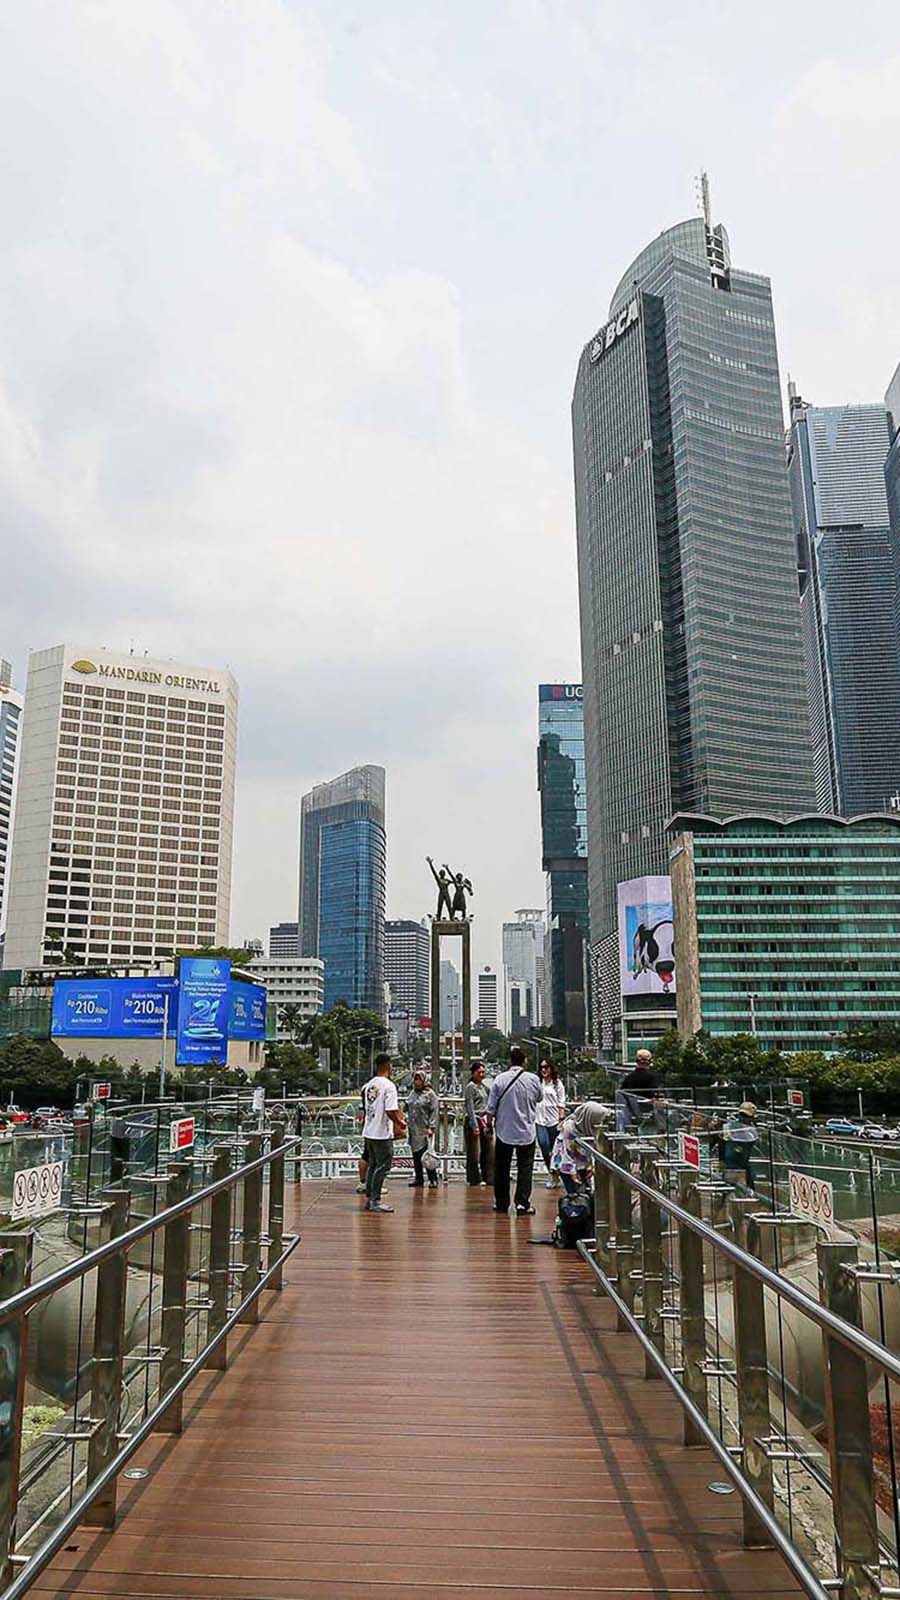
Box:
[0,0,564,967]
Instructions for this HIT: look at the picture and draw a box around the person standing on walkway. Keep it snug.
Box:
[362,1054,406,1213]
[464,1061,493,1187]
[406,1069,439,1188]
[535,1060,566,1188]
[617,1048,659,1130]
[485,1046,541,1216]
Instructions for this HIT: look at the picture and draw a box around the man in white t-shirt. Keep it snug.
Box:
[361,1054,406,1213]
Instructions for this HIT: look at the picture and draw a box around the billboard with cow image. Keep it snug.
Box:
[617,876,675,998]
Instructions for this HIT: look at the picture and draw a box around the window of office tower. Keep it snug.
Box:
[49,680,225,962]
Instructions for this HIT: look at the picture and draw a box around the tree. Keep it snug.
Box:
[175,945,254,967]
[651,1028,684,1078]
[832,1022,900,1062]
[279,1004,304,1043]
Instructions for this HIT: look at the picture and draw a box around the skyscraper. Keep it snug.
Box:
[0,660,23,947]
[573,195,816,1050]
[789,389,900,814]
[384,918,429,1019]
[538,683,588,1041]
[269,920,300,959]
[3,645,237,970]
[476,965,498,1030]
[502,909,543,1032]
[886,359,900,658]
[298,765,386,1013]
[439,958,461,1032]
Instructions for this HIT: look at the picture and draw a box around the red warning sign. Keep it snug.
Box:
[679,1132,701,1170]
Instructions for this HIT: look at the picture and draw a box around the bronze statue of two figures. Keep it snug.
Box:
[427,856,473,922]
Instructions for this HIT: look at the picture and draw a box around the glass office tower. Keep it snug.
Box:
[573,207,816,1051]
[886,360,900,653]
[537,684,589,1041]
[298,765,386,1013]
[789,390,900,814]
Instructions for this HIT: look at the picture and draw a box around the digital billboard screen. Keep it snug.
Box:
[175,958,231,1066]
[228,982,267,1040]
[617,876,675,998]
[52,976,178,1038]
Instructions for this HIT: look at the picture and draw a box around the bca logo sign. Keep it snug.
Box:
[589,297,640,363]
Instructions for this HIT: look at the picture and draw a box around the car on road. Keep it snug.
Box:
[4,1105,31,1127]
[859,1123,896,1142]
[824,1117,863,1138]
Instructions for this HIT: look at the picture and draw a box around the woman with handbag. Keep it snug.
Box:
[464,1061,493,1187]
[406,1069,440,1188]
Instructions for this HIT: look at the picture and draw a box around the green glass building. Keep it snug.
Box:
[670,814,900,1052]
[573,206,817,1052]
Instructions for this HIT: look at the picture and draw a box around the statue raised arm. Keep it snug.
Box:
[427,856,454,921]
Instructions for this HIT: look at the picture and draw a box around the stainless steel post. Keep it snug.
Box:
[0,1233,33,1583]
[238,1134,262,1325]
[204,1145,232,1370]
[817,1239,878,1600]
[156,1160,192,1434]
[678,1171,709,1447]
[593,1132,612,1274]
[610,1143,634,1332]
[85,1187,131,1528]
[729,1195,775,1548]
[639,1148,664,1376]
[267,1122,285,1291]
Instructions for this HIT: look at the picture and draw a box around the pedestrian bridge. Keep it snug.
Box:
[1,1109,898,1599]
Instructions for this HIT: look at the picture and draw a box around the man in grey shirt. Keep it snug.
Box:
[486,1046,542,1215]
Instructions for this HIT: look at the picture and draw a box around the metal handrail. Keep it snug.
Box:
[0,1125,297,1597]
[581,1136,900,1384]
[577,1133,894,1600]
[0,1135,298,1328]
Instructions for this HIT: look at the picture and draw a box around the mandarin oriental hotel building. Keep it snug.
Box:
[3,646,237,970]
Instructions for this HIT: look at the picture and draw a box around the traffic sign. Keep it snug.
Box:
[169,1116,196,1154]
[788,1168,834,1232]
[788,1089,805,1109]
[92,1082,111,1102]
[679,1131,701,1170]
[12,1160,64,1221]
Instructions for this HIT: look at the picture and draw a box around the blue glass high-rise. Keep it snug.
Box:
[789,388,900,814]
[537,684,588,1041]
[298,766,386,1013]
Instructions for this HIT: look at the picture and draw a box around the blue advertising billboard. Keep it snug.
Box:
[228,982,266,1040]
[175,958,231,1066]
[52,977,178,1038]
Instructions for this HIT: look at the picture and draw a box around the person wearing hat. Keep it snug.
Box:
[617,1048,659,1130]
[719,1102,759,1190]
[405,1069,440,1188]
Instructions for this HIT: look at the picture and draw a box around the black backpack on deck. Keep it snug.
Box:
[553,1190,594,1249]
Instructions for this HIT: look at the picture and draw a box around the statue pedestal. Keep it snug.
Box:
[431,919,472,1086]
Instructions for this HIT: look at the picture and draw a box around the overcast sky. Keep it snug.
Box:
[1,0,898,979]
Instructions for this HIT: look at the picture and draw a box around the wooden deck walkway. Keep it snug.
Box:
[40,1178,802,1598]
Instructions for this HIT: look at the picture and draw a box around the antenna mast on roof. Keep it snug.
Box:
[700,170,712,231]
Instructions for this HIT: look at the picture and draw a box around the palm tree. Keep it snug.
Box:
[279,1003,304,1042]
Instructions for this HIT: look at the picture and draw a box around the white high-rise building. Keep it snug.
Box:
[3,645,238,970]
[477,965,498,1030]
[0,660,24,946]
[502,909,544,1031]
[248,957,324,1040]
[384,919,430,1020]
